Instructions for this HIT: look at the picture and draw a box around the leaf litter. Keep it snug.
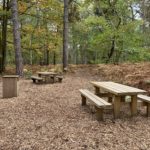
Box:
[0,63,150,149]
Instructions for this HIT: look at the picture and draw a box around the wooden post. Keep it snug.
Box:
[113,96,121,119]
[53,75,56,83]
[94,86,100,95]
[121,96,125,102]
[147,103,150,117]
[131,95,137,116]
[3,75,19,98]
[108,97,112,103]
[95,107,103,121]
[81,95,86,106]
[33,79,36,83]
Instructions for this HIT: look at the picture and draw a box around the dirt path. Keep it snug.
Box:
[0,73,150,149]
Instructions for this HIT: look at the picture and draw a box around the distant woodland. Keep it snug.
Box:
[0,0,150,75]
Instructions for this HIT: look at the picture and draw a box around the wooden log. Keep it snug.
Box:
[3,75,19,98]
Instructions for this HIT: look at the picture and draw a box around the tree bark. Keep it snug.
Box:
[11,0,23,76]
[63,0,69,71]
[0,0,9,73]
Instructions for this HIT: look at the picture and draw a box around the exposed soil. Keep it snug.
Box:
[0,63,150,150]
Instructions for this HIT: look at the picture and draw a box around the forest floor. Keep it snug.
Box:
[0,63,150,150]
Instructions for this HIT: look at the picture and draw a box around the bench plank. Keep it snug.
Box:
[138,94,150,102]
[85,90,111,106]
[31,76,43,80]
[138,94,150,117]
[79,89,111,121]
[31,76,43,83]
[79,89,111,107]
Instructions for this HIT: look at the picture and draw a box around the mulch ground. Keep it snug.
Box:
[0,64,150,150]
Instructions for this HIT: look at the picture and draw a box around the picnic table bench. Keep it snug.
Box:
[79,89,111,121]
[31,76,43,83]
[138,94,150,117]
[50,75,63,83]
[56,75,63,82]
[38,72,63,83]
[91,81,146,119]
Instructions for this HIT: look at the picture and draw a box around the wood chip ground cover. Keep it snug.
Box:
[0,64,150,149]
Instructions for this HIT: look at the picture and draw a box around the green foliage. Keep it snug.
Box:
[23,69,32,79]
[0,0,150,67]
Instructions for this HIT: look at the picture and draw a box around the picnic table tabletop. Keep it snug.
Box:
[91,81,146,96]
[37,71,57,75]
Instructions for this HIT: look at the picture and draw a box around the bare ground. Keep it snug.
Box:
[0,63,150,150]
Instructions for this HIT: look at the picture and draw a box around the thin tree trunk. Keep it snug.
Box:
[0,0,9,73]
[63,0,68,71]
[53,51,56,65]
[11,0,23,76]
[46,50,49,65]
[107,38,115,63]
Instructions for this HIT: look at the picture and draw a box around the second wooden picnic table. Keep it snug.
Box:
[91,81,146,119]
[38,71,58,83]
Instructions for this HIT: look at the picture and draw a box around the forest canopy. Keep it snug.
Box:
[0,0,150,73]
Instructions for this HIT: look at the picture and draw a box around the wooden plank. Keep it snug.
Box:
[131,95,137,116]
[91,82,126,95]
[103,82,146,94]
[85,90,111,106]
[91,81,146,95]
[31,76,42,80]
[3,75,19,78]
[113,96,121,119]
[79,89,104,107]
[79,89,111,107]
[108,82,146,93]
[138,94,150,102]
[80,89,111,106]
[92,81,146,94]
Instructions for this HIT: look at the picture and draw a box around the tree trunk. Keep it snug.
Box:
[46,50,49,65]
[53,51,56,65]
[11,0,23,76]
[63,0,68,71]
[0,0,9,73]
[107,38,115,63]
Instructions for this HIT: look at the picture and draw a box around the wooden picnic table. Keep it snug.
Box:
[37,72,58,83]
[91,81,146,119]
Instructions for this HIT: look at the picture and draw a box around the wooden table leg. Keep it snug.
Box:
[121,96,125,102]
[81,95,86,106]
[113,96,121,119]
[108,97,112,103]
[131,95,137,116]
[95,107,103,121]
[94,86,100,95]
[147,103,150,117]
[53,75,56,83]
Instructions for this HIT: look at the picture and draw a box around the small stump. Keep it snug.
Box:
[3,75,19,98]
